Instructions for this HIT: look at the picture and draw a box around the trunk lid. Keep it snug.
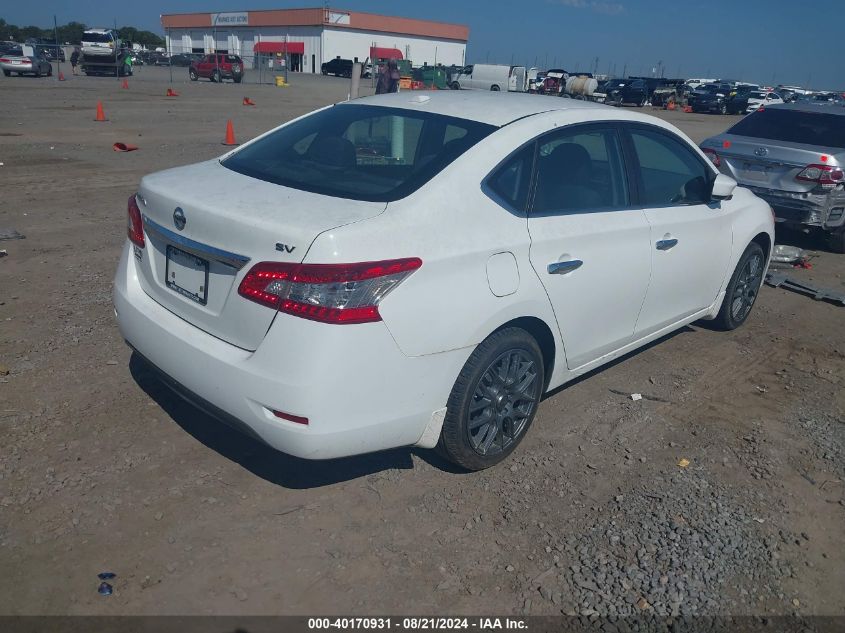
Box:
[135,159,386,350]
[711,135,840,193]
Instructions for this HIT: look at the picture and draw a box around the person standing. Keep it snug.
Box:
[375,58,401,94]
[70,47,80,76]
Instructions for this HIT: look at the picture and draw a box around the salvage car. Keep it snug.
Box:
[701,103,844,251]
[604,79,649,106]
[745,91,783,113]
[115,92,774,470]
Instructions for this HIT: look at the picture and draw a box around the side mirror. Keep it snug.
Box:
[711,173,737,201]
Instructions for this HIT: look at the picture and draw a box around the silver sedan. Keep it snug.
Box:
[0,49,53,77]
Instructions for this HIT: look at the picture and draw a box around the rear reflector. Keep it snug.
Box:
[272,410,309,425]
[127,194,145,248]
[238,258,422,324]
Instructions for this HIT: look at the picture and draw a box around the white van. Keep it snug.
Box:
[450,64,526,92]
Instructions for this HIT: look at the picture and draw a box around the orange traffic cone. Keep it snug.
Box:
[95,101,107,122]
[113,142,139,152]
[223,119,237,146]
[166,87,179,97]
[121,78,129,89]
[242,97,256,106]
[58,71,65,81]
[683,105,693,113]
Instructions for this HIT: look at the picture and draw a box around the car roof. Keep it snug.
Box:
[344,91,613,126]
[765,103,845,116]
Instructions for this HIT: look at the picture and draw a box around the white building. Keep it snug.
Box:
[162,7,468,71]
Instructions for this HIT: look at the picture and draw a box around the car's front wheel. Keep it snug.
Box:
[189,68,198,81]
[438,328,544,471]
[713,241,766,330]
[212,70,220,83]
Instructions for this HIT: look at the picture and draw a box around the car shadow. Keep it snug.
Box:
[774,225,834,253]
[541,325,696,400]
[129,353,465,488]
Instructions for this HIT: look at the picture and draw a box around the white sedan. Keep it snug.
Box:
[746,91,783,112]
[114,92,774,470]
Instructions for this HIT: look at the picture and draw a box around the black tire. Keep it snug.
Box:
[2,69,9,77]
[47,65,52,77]
[490,84,500,91]
[189,68,198,81]
[713,242,766,330]
[719,102,727,115]
[639,96,647,107]
[234,76,242,84]
[212,70,220,83]
[450,81,460,90]
[438,328,545,471]
[827,227,845,254]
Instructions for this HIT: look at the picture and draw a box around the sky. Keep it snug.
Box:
[3,0,842,89]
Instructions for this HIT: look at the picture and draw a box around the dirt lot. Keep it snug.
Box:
[1,67,843,618]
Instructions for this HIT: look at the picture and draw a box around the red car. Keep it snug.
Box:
[189,54,243,83]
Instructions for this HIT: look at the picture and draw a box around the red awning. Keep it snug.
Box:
[254,41,304,54]
[370,47,403,60]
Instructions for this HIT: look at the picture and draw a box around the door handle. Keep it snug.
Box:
[656,238,678,251]
[548,260,583,275]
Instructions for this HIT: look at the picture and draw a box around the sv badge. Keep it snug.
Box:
[275,243,296,254]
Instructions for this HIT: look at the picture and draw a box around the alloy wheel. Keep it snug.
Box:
[730,252,763,322]
[467,349,539,456]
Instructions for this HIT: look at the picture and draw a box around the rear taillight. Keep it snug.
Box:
[238,258,422,324]
[127,195,145,248]
[796,164,844,188]
[0,58,9,64]
[702,148,721,167]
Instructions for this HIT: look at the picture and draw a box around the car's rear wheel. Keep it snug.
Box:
[189,68,198,81]
[212,70,220,83]
[490,84,500,91]
[438,328,544,471]
[2,70,10,77]
[713,242,765,330]
[450,81,460,90]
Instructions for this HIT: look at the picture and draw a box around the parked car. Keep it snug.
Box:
[535,69,567,95]
[189,54,244,83]
[36,44,65,62]
[449,63,526,92]
[321,57,356,78]
[604,79,649,106]
[169,53,193,67]
[115,92,773,470]
[688,83,732,112]
[0,47,53,77]
[701,103,845,252]
[745,91,783,113]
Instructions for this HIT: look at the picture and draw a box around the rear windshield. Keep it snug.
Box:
[222,104,496,202]
[83,32,114,43]
[727,108,845,149]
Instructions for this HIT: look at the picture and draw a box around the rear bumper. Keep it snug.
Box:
[113,242,469,460]
[741,185,845,229]
[1,62,34,72]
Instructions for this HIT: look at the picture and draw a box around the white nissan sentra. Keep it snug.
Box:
[114,91,774,470]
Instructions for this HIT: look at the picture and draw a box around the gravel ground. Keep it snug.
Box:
[0,67,843,618]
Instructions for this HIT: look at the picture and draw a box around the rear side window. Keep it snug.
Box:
[222,104,496,202]
[629,128,712,205]
[727,108,845,149]
[225,55,240,63]
[487,146,533,211]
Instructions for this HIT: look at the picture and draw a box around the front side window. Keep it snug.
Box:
[222,104,496,202]
[629,127,712,205]
[532,127,629,214]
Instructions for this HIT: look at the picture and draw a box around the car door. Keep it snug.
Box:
[624,124,733,336]
[526,123,653,369]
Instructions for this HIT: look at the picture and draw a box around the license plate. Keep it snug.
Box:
[740,163,769,182]
[165,246,209,305]
[11,60,21,65]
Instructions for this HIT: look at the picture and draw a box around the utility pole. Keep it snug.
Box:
[53,15,61,81]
